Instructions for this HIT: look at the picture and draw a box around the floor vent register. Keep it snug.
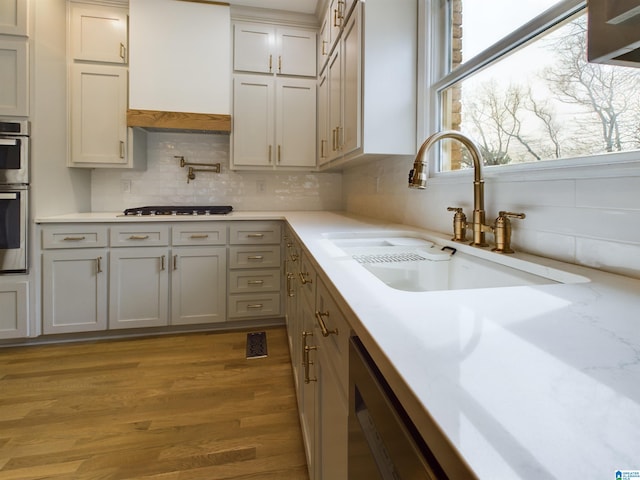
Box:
[246,331,268,359]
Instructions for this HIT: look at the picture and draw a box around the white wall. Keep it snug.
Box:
[32,0,91,217]
[342,155,640,279]
[91,131,343,212]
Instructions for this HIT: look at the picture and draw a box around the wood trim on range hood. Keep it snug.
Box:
[127,109,231,133]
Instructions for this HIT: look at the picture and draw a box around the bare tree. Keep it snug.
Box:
[542,18,640,153]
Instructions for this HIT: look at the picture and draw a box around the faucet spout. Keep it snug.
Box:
[409,130,489,246]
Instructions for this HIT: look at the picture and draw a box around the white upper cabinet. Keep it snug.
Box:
[0,38,28,116]
[129,0,231,115]
[234,23,316,77]
[0,0,28,36]
[70,5,128,64]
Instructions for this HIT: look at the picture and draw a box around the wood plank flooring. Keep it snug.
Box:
[0,327,309,480]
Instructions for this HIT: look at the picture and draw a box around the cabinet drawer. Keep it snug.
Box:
[229,221,282,244]
[316,278,351,394]
[110,225,169,247]
[229,269,281,294]
[42,225,108,249]
[229,245,281,269]
[228,293,281,318]
[172,223,227,246]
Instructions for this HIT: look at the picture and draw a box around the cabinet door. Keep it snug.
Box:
[317,346,349,480]
[70,64,127,167]
[109,247,169,329]
[317,71,330,166]
[299,296,319,479]
[317,12,330,74]
[276,78,316,168]
[172,247,226,326]
[277,28,316,77]
[341,8,362,157]
[232,75,274,167]
[42,250,107,334]
[233,23,273,74]
[327,47,342,162]
[0,280,28,339]
[0,0,28,36]
[0,38,28,117]
[71,5,128,64]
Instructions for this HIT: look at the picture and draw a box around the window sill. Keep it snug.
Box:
[429,150,640,184]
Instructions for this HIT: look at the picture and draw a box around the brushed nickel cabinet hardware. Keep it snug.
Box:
[119,141,125,159]
[247,304,263,309]
[299,271,312,285]
[248,280,264,285]
[160,255,166,271]
[247,233,265,238]
[63,236,86,241]
[96,256,102,273]
[248,255,264,260]
[128,235,149,240]
[315,310,339,337]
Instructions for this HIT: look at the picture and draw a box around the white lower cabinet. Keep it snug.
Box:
[41,225,109,335]
[289,247,348,480]
[171,246,227,326]
[0,280,29,339]
[40,221,280,335]
[109,246,170,329]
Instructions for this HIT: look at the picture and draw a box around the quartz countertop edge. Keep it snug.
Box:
[37,210,640,479]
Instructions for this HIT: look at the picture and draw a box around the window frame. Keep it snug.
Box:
[420,0,640,183]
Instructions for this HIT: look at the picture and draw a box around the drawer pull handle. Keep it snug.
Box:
[315,310,339,337]
[248,255,264,260]
[299,271,313,285]
[248,280,264,285]
[63,236,86,241]
[190,234,209,239]
[302,331,317,384]
[247,304,263,309]
[173,255,178,270]
[247,233,265,238]
[160,255,166,271]
[129,235,149,240]
[96,256,103,274]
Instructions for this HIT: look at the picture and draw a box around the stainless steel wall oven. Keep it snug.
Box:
[0,119,30,273]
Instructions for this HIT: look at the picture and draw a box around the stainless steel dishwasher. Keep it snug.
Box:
[349,336,446,479]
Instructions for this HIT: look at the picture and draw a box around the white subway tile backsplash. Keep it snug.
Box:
[91,132,342,212]
[576,238,640,279]
[576,177,640,210]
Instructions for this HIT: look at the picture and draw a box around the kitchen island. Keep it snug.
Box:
[36,210,640,479]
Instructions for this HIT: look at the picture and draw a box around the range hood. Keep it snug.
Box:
[128,0,232,133]
[588,0,640,67]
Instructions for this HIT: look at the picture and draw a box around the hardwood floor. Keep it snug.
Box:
[0,327,309,480]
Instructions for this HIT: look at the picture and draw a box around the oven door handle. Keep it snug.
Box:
[0,138,19,146]
[0,193,18,200]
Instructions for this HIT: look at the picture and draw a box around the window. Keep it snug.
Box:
[431,0,640,172]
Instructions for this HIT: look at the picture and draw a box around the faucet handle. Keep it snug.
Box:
[493,211,525,254]
[447,207,467,242]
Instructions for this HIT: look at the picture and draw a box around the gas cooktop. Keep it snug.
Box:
[123,205,233,216]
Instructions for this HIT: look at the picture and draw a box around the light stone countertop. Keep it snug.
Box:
[36,210,640,479]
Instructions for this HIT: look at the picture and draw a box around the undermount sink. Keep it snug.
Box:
[322,231,590,292]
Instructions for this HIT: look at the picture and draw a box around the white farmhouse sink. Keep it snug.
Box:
[322,231,590,292]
